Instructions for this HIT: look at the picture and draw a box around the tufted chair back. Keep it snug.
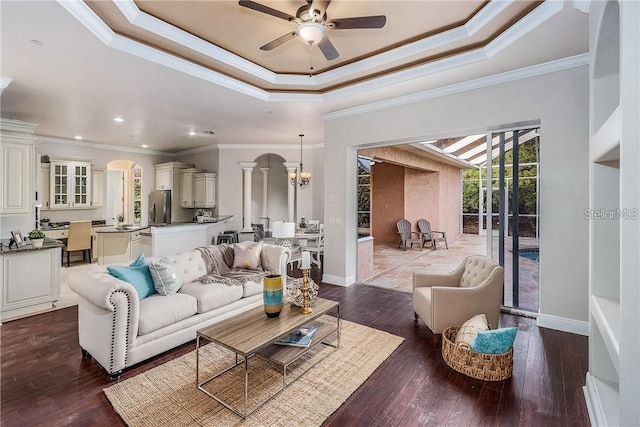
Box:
[460,256,499,288]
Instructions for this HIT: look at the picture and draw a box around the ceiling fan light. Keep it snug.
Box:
[297,22,326,45]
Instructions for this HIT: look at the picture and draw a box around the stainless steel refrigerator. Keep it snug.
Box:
[148,190,171,225]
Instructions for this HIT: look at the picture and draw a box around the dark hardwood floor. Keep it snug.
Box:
[1,274,590,426]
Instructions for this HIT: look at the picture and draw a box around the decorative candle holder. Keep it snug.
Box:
[300,268,313,314]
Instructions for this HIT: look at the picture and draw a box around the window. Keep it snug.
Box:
[357,157,371,237]
[133,165,142,224]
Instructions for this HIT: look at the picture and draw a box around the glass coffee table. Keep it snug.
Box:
[196,298,340,418]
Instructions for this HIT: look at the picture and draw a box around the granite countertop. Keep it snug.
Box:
[93,226,150,233]
[40,220,109,231]
[0,238,64,255]
[150,215,233,227]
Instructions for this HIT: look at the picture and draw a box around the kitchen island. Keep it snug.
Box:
[0,238,64,322]
[94,225,149,265]
[145,215,233,257]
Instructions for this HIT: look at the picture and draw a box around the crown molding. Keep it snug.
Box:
[0,77,13,94]
[35,135,173,156]
[110,0,514,88]
[174,142,324,157]
[59,0,566,103]
[57,0,270,101]
[573,0,591,14]
[321,53,589,121]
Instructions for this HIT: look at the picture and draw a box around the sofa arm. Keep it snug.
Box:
[261,244,290,275]
[68,270,140,378]
[69,270,139,312]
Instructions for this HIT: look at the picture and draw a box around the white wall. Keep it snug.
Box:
[323,66,590,327]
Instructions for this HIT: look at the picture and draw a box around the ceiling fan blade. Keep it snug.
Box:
[328,15,387,29]
[239,0,297,22]
[260,32,297,51]
[317,36,339,60]
[309,0,331,18]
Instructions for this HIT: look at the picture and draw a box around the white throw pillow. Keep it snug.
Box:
[149,257,183,296]
[455,313,489,349]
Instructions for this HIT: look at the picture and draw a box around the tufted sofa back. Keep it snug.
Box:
[147,251,207,285]
[459,255,499,288]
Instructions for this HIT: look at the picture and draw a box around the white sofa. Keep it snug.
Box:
[69,243,289,380]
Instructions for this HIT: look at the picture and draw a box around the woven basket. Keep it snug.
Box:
[441,326,513,381]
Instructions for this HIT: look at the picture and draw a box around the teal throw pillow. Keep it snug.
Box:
[107,253,156,300]
[471,327,518,354]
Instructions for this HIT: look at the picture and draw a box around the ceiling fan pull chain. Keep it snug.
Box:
[308,44,314,77]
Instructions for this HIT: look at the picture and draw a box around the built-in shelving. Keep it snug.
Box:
[585,1,640,425]
[590,295,620,373]
[591,106,620,163]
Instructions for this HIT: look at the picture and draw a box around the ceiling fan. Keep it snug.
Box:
[239,0,386,60]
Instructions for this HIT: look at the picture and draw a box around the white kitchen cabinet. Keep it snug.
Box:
[155,167,172,190]
[91,167,105,208]
[0,120,36,215]
[154,162,191,191]
[40,164,50,210]
[194,172,216,208]
[49,159,91,209]
[0,246,61,322]
[180,168,202,208]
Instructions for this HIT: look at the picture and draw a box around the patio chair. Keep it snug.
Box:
[417,219,448,250]
[396,219,423,251]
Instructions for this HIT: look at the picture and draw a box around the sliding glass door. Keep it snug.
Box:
[486,128,540,312]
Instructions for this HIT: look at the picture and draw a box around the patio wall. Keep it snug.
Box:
[364,147,462,245]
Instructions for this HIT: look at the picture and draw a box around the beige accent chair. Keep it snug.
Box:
[64,221,92,267]
[412,255,504,334]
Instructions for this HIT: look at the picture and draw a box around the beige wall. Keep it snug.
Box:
[371,162,404,244]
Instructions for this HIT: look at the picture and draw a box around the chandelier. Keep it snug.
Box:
[290,134,311,188]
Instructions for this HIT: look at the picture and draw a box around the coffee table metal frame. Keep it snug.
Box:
[195,298,340,418]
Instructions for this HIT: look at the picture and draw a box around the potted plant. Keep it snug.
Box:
[40,217,50,227]
[28,229,46,248]
[196,209,206,223]
[299,217,307,229]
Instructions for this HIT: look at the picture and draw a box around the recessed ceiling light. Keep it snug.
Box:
[202,130,215,135]
[113,117,125,123]
[141,144,148,148]
[188,130,196,136]
[29,39,43,46]
[74,135,83,140]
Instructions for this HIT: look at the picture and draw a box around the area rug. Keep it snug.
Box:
[104,319,404,426]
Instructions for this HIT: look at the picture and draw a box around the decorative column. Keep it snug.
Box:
[239,162,257,232]
[260,167,269,221]
[284,162,298,223]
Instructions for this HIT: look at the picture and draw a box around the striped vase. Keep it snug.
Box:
[263,274,283,318]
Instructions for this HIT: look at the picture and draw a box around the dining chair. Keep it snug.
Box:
[299,228,324,269]
[64,221,92,267]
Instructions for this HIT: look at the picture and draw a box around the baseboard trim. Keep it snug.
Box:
[537,313,589,335]
[583,372,609,427]
[322,274,356,287]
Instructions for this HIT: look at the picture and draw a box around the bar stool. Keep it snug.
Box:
[217,230,238,244]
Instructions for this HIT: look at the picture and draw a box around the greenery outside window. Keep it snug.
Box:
[357,157,371,237]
